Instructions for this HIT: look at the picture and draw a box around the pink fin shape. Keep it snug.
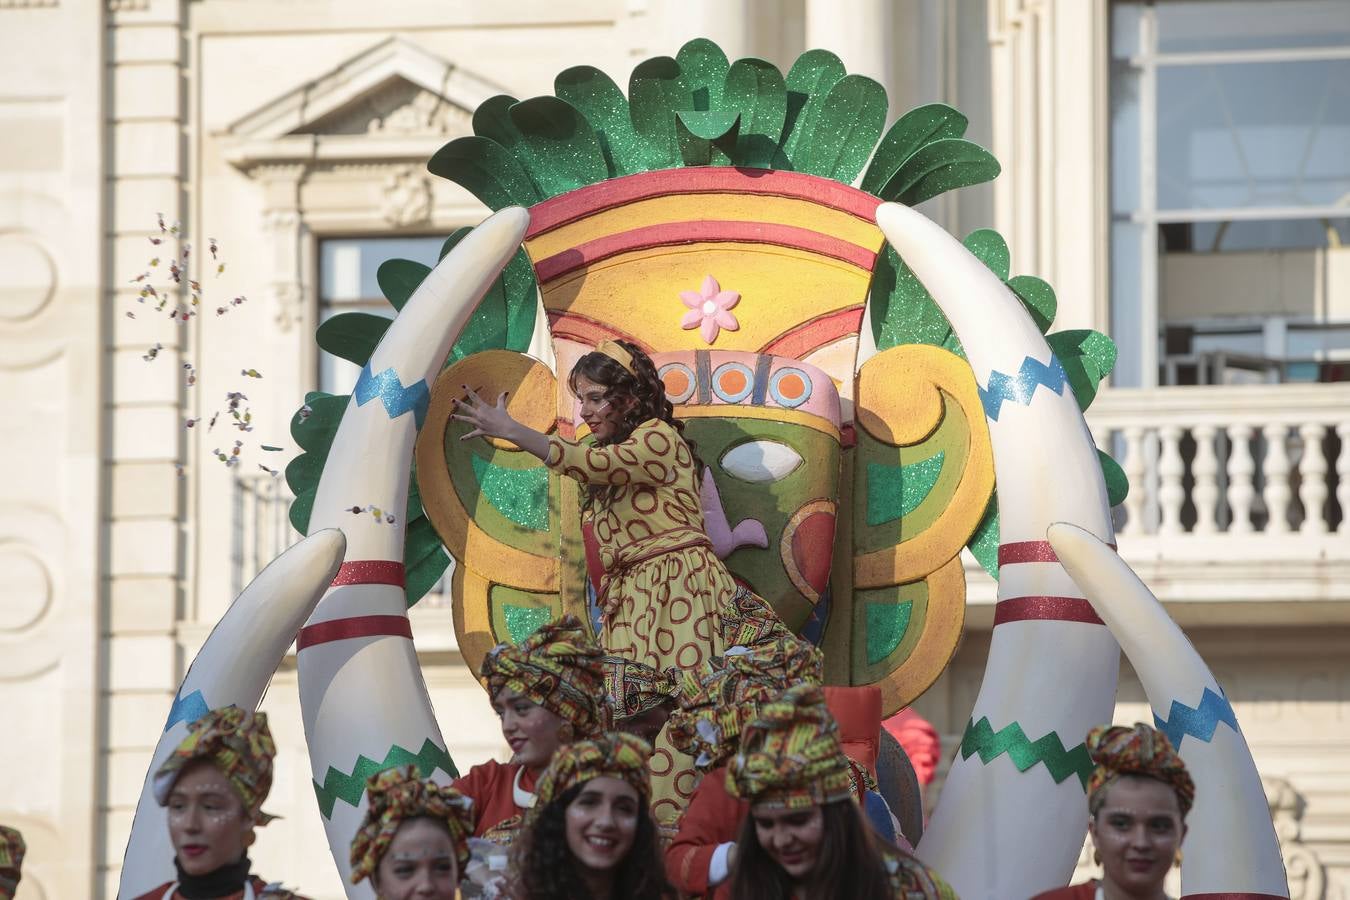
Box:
[699,467,769,558]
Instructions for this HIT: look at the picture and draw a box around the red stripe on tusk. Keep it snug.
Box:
[330,560,406,587]
[297,615,413,650]
[994,596,1105,626]
[998,539,1117,566]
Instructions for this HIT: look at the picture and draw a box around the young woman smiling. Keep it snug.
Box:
[725,685,955,900]
[349,766,475,900]
[1032,723,1193,900]
[135,708,307,900]
[510,733,671,900]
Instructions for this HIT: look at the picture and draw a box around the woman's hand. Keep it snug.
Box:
[451,384,551,461]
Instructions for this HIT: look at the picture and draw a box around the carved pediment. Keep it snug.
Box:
[296,77,473,137]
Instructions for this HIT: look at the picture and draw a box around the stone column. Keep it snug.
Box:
[805,0,897,120]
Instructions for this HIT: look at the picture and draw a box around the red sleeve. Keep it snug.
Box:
[452,759,518,837]
[130,885,173,900]
[664,767,747,896]
[1031,882,1099,900]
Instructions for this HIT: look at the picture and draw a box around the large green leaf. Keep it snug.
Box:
[376,260,431,313]
[675,38,730,112]
[1098,449,1129,507]
[723,57,787,168]
[426,136,544,211]
[675,110,739,166]
[791,74,886,183]
[879,138,1001,206]
[779,49,847,169]
[1008,275,1057,333]
[962,229,1011,281]
[861,103,968,195]
[316,312,391,366]
[405,516,451,607]
[966,497,1000,580]
[554,65,644,177]
[628,55,685,170]
[509,96,609,198]
[472,94,523,149]
[868,245,952,351]
[290,393,349,455]
[1048,329,1117,411]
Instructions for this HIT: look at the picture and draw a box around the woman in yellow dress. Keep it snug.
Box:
[453,338,749,825]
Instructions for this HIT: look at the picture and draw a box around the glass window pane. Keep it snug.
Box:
[1110,61,1142,214]
[1156,58,1350,210]
[319,236,444,303]
[1111,221,1147,387]
[1156,0,1350,54]
[1111,1,1144,59]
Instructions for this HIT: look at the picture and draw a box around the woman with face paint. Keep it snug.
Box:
[510,732,671,900]
[350,766,475,900]
[136,708,307,900]
[1032,723,1193,900]
[726,685,955,900]
[453,338,782,826]
[451,616,606,851]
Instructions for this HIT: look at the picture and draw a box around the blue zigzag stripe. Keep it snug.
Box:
[1154,686,1239,749]
[354,364,431,429]
[978,354,1068,422]
[164,689,210,731]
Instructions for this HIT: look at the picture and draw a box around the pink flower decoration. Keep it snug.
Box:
[680,275,740,344]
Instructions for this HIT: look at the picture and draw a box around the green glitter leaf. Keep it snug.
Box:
[676,109,739,167]
[1098,449,1129,507]
[865,600,913,666]
[1048,329,1117,411]
[966,496,999,580]
[376,259,431,313]
[503,604,554,644]
[793,74,887,183]
[473,94,522,148]
[868,244,952,351]
[865,452,946,526]
[723,57,788,168]
[405,516,451,607]
[438,230,538,362]
[1008,275,1057,333]
[508,96,609,198]
[861,103,969,196]
[880,138,1001,206]
[779,49,847,169]
[427,135,545,211]
[960,717,1094,789]
[470,455,551,532]
[628,55,685,171]
[316,311,391,366]
[290,393,348,455]
[554,65,644,177]
[962,229,1011,281]
[675,38,730,112]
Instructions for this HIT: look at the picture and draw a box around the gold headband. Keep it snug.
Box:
[595,340,636,376]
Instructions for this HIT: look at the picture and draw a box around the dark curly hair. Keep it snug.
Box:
[568,340,702,508]
[509,782,671,900]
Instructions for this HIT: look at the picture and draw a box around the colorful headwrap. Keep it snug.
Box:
[728,683,854,810]
[480,615,606,738]
[668,636,823,770]
[0,826,24,900]
[718,585,794,648]
[602,655,678,724]
[1086,722,1195,817]
[349,765,475,884]
[533,733,653,813]
[153,707,277,824]
[594,339,637,375]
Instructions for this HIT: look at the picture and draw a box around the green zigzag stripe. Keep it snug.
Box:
[313,739,458,818]
[959,717,1094,790]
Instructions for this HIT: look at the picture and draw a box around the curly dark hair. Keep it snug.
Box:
[568,340,702,508]
[509,782,671,900]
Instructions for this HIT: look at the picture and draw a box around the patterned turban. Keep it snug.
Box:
[728,683,853,810]
[481,615,606,738]
[153,707,277,824]
[602,655,678,724]
[0,826,24,900]
[534,733,653,813]
[350,766,475,884]
[1086,722,1195,817]
[718,585,794,648]
[668,636,823,770]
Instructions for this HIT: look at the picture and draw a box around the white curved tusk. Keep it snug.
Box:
[117,529,346,900]
[876,202,1118,898]
[298,206,530,894]
[1048,522,1289,898]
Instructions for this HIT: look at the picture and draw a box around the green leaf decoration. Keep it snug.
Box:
[723,57,788,168]
[508,96,609,198]
[472,94,524,149]
[880,138,1001,206]
[1008,275,1057,333]
[962,228,1011,281]
[1048,329,1117,411]
[792,74,887,183]
[1098,449,1129,507]
[291,393,349,455]
[966,497,1000,579]
[376,259,431,313]
[869,245,952,351]
[427,136,544,211]
[676,109,739,166]
[628,55,686,171]
[861,103,968,196]
[675,38,730,112]
[316,312,392,366]
[405,516,451,607]
[779,49,847,168]
[554,65,644,177]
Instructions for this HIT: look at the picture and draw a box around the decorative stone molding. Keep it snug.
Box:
[2,0,58,7]
[1264,776,1325,900]
[382,165,433,228]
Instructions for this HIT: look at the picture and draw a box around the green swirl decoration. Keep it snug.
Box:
[313,739,458,818]
[959,717,1094,790]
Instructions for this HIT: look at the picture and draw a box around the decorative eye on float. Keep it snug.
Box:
[719,439,805,483]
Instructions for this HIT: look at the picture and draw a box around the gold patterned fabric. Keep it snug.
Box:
[727,683,853,810]
[533,733,654,815]
[0,825,24,900]
[718,584,794,648]
[1086,722,1195,816]
[480,615,606,738]
[601,655,678,723]
[153,707,277,824]
[349,765,475,884]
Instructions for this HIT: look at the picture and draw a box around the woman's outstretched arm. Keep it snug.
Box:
[451,386,550,460]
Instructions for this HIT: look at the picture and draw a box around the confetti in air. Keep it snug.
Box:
[261,445,284,452]
[348,505,397,525]
[240,368,262,379]
[143,342,163,362]
[258,464,280,477]
[185,417,201,429]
